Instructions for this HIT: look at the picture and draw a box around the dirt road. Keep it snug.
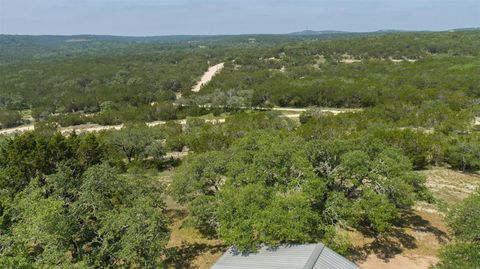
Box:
[0,118,228,137]
[0,107,356,136]
[272,107,361,115]
[0,124,35,136]
[191,63,225,92]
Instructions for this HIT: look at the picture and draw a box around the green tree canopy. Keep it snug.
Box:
[434,190,480,269]
[171,131,429,251]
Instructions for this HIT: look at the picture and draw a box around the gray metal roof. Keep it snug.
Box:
[211,243,360,269]
[313,246,360,269]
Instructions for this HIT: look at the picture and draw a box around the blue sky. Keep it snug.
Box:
[0,0,479,36]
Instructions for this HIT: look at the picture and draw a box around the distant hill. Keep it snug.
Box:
[288,30,349,35]
[1,28,479,64]
[451,27,480,32]
[288,28,480,36]
[374,29,407,33]
[288,29,412,36]
[0,34,298,64]
[286,29,403,41]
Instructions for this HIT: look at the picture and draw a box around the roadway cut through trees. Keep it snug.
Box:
[191,63,225,92]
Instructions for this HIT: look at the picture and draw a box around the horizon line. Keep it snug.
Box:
[1,27,479,38]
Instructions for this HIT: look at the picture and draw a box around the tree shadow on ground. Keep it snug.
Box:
[397,210,449,244]
[351,210,449,263]
[351,228,416,262]
[164,243,227,269]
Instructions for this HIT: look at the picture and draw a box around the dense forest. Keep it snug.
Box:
[0,30,479,268]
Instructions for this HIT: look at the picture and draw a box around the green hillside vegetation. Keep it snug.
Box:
[0,30,479,268]
[1,31,479,129]
[434,190,480,268]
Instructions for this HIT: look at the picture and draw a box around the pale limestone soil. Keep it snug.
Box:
[0,108,357,136]
[191,63,225,92]
[360,254,439,269]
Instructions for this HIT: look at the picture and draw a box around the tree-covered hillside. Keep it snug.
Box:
[1,30,479,129]
[0,30,479,268]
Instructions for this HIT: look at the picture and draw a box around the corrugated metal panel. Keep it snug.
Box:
[313,246,360,269]
[211,243,360,269]
[211,244,319,269]
[303,244,325,269]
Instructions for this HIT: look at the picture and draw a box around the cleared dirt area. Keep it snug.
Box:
[165,151,189,160]
[155,170,226,269]
[356,208,447,269]
[271,107,307,112]
[273,107,361,115]
[0,118,228,137]
[0,124,35,135]
[357,167,480,269]
[360,254,439,269]
[160,175,226,269]
[389,57,418,63]
[422,167,480,204]
[191,63,225,92]
[61,124,123,134]
[0,123,125,136]
[341,58,362,64]
[146,121,167,127]
[340,54,362,64]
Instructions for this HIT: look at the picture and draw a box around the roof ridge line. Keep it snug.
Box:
[303,243,325,269]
